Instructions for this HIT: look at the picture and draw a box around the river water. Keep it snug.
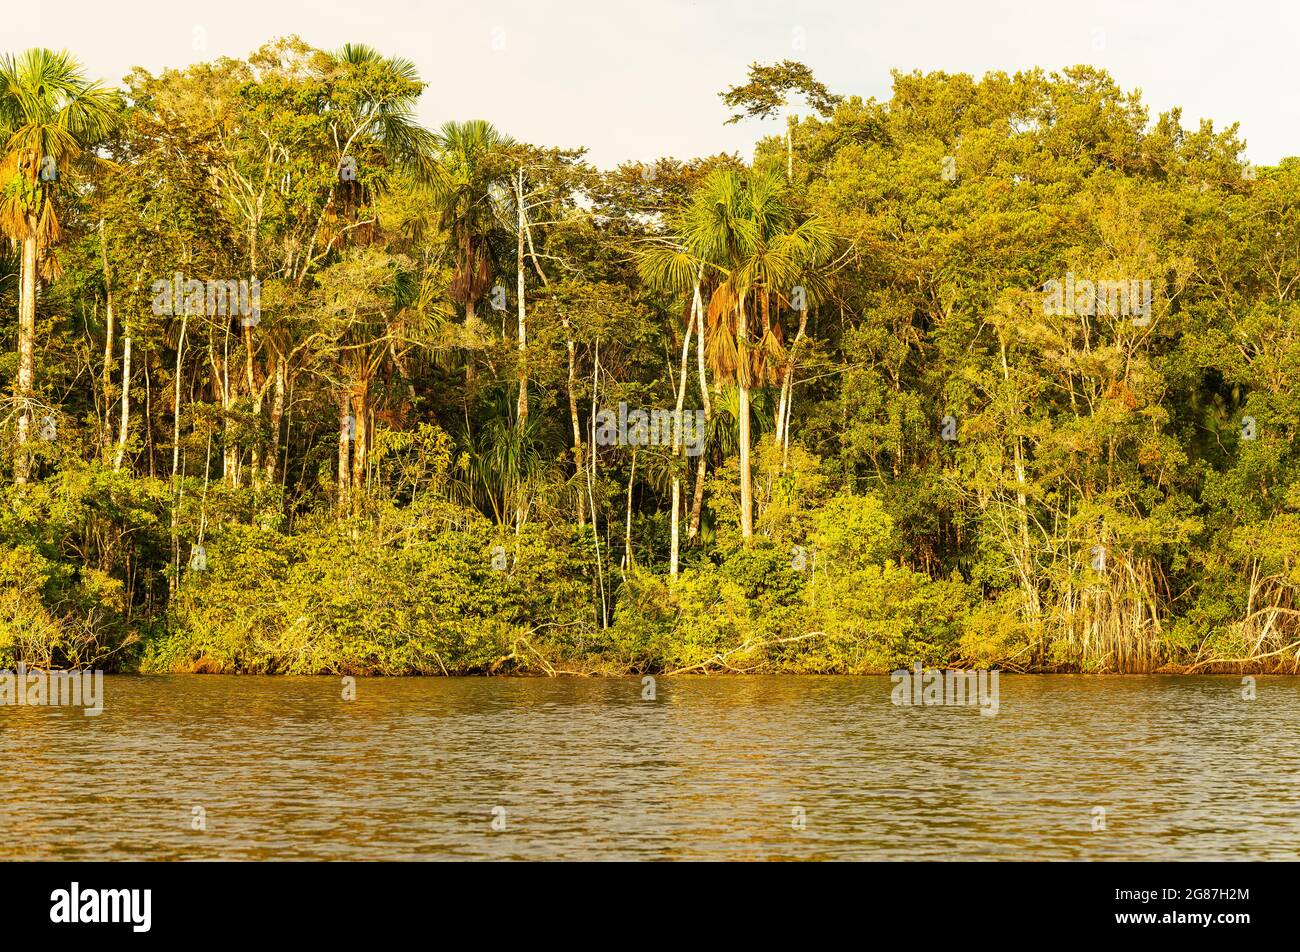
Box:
[1,674,1296,860]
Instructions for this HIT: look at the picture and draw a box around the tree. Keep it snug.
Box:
[311,248,432,517]
[429,120,515,327]
[664,168,830,546]
[7,41,1299,678]
[0,48,118,483]
[720,60,840,182]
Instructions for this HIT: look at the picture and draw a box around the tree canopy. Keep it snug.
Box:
[2,45,1296,676]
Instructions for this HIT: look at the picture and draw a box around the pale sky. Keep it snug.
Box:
[8,0,1299,168]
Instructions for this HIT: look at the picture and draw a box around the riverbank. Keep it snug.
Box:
[153,656,1300,677]
[7,496,1296,677]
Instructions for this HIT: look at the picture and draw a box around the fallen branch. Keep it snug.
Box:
[663,631,826,676]
[1185,640,1300,673]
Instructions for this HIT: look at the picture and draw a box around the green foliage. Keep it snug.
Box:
[149,515,599,675]
[3,47,1299,675]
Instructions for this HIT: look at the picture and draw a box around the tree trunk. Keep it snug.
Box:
[244,321,261,489]
[337,392,352,515]
[14,234,37,484]
[786,113,794,183]
[218,336,237,486]
[113,328,133,472]
[563,317,584,526]
[669,303,696,579]
[587,341,607,627]
[265,350,285,486]
[515,169,529,430]
[624,446,637,572]
[776,300,809,471]
[172,312,187,479]
[350,382,368,518]
[736,293,753,544]
[781,386,795,471]
[688,279,711,541]
[144,351,154,478]
[99,221,115,462]
[514,170,528,533]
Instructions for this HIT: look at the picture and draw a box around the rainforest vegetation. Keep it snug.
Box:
[2,39,1298,675]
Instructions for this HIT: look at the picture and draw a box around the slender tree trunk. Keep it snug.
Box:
[337,392,352,515]
[782,387,795,471]
[169,314,187,599]
[514,171,529,533]
[350,381,368,518]
[776,300,809,471]
[172,312,187,478]
[113,325,133,473]
[99,221,115,462]
[144,352,154,478]
[1000,337,1040,619]
[736,293,753,544]
[515,169,529,430]
[587,341,607,627]
[669,305,695,579]
[786,113,794,183]
[14,234,37,484]
[624,446,637,572]
[282,372,294,496]
[244,321,261,489]
[219,332,237,486]
[169,458,185,597]
[265,350,285,486]
[563,317,584,526]
[688,279,711,541]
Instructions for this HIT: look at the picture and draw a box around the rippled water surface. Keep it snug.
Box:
[1,674,1297,860]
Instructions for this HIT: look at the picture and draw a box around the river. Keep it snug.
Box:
[1,674,1296,860]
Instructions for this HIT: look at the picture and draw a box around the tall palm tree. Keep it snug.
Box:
[293,43,441,309]
[638,244,707,578]
[428,120,515,325]
[330,44,438,172]
[0,49,118,483]
[641,167,831,546]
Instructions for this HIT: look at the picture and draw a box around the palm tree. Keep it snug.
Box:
[330,44,438,177]
[0,49,118,483]
[642,167,830,547]
[638,242,709,578]
[428,120,515,326]
[451,409,558,530]
[218,43,437,489]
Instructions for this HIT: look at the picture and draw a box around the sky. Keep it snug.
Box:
[7,0,1299,169]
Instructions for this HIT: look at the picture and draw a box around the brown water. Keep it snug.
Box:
[1,674,1296,860]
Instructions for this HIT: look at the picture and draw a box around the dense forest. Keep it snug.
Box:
[3,39,1298,675]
